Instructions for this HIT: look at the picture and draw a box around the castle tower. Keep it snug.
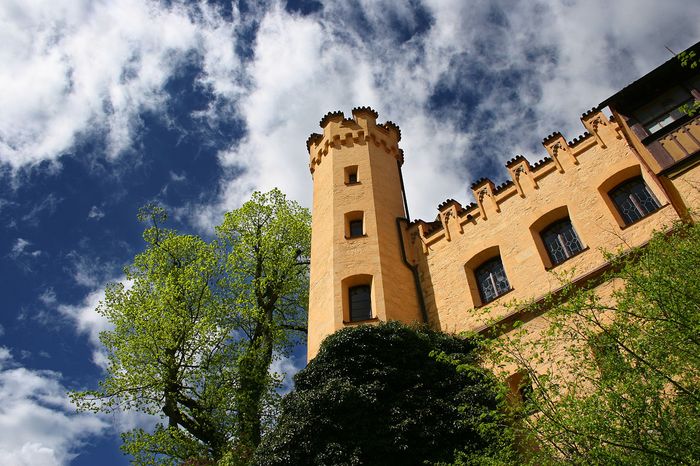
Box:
[306,107,424,359]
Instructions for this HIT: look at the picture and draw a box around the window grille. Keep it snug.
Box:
[609,177,660,225]
[541,218,583,265]
[475,257,510,304]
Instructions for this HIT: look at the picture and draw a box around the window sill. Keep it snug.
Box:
[343,317,379,325]
[345,181,361,186]
[617,204,666,230]
[544,246,590,271]
[345,234,368,240]
[475,287,515,308]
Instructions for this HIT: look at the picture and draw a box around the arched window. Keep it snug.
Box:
[349,285,372,321]
[609,177,660,225]
[541,218,583,266]
[475,257,510,304]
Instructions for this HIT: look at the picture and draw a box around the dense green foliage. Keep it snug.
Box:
[71,189,311,465]
[254,322,517,466]
[486,221,700,465]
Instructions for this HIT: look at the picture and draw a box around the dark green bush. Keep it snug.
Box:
[254,321,514,466]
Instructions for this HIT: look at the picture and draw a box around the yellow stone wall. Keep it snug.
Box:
[407,110,681,335]
[306,108,422,360]
[672,165,700,221]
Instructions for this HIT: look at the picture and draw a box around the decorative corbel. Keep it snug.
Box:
[543,133,576,171]
[507,157,537,197]
[582,108,622,149]
[471,179,499,220]
[440,210,452,241]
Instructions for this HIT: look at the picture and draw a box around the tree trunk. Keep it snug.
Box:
[238,308,274,456]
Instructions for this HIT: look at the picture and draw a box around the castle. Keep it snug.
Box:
[304,43,700,375]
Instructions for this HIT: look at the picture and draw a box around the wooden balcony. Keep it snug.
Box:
[644,115,700,171]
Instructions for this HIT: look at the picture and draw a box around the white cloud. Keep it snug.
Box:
[21,194,61,225]
[87,205,105,220]
[57,285,115,368]
[0,0,242,168]
[57,274,140,371]
[9,238,42,271]
[10,238,31,258]
[0,347,109,466]
[270,352,305,395]
[169,171,186,182]
[39,288,57,306]
[0,347,10,366]
[65,251,117,289]
[55,282,160,439]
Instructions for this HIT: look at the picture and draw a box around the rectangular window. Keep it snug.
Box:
[349,285,372,321]
[345,166,359,184]
[349,219,363,238]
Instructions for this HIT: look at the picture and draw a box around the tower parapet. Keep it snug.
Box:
[307,107,404,175]
[306,107,422,360]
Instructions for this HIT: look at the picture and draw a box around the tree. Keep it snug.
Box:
[484,221,700,465]
[71,189,311,465]
[216,188,310,457]
[677,47,699,116]
[254,321,518,466]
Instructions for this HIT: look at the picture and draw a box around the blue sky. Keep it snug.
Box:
[0,0,697,464]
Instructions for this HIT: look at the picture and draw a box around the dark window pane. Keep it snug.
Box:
[475,257,510,304]
[541,218,583,265]
[610,177,660,225]
[349,219,363,237]
[349,285,371,321]
[631,86,692,134]
[348,172,358,183]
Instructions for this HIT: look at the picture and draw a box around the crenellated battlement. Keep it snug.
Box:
[306,107,404,174]
[408,108,627,251]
